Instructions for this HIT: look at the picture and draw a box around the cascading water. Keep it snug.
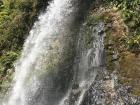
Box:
[2,0,78,105]
[59,22,105,105]
[1,0,107,105]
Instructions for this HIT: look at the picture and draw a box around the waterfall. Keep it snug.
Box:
[2,0,77,105]
[1,0,140,104]
[1,0,106,104]
[59,21,105,105]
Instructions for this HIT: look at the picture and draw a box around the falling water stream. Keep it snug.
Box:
[2,0,77,105]
[59,22,105,105]
[1,0,106,105]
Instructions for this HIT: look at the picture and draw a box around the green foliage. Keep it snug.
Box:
[127,35,140,50]
[0,51,19,74]
[0,0,40,51]
[0,0,48,50]
[0,51,19,92]
[0,0,48,93]
[18,1,34,12]
[104,0,140,51]
[118,0,140,51]
[0,0,45,93]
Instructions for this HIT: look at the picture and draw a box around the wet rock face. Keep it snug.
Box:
[61,19,105,105]
[79,10,140,104]
[62,12,140,105]
[68,86,82,105]
[81,70,140,105]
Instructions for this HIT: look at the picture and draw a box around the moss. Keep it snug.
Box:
[0,51,19,91]
[83,15,100,49]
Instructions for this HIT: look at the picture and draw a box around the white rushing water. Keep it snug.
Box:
[2,0,76,105]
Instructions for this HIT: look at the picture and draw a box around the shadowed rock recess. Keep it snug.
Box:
[0,0,140,105]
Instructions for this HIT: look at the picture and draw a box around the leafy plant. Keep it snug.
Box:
[0,51,19,74]
[104,0,140,51]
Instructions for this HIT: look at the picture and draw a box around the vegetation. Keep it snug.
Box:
[101,0,140,95]
[83,16,96,48]
[104,0,140,52]
[0,0,48,93]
